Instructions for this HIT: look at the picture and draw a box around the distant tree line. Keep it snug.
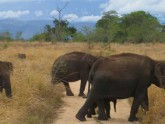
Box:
[31,10,165,43]
[0,32,12,41]
[0,31,23,41]
[75,10,165,43]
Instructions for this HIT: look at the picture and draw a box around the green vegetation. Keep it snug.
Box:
[31,19,77,42]
[31,10,165,43]
[84,10,165,43]
[0,31,12,41]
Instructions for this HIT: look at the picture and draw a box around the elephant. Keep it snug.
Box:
[76,53,165,122]
[0,61,13,98]
[87,98,117,119]
[51,52,97,97]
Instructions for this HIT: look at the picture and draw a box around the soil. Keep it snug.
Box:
[52,81,139,124]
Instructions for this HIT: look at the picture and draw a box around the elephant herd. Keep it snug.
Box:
[51,52,165,122]
[1,51,164,122]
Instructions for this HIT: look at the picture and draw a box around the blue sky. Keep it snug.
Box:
[0,0,165,23]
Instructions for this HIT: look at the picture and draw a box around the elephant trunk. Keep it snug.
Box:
[51,75,61,84]
[5,88,12,98]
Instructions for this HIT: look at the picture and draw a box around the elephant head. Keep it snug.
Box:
[155,61,165,89]
[0,61,13,98]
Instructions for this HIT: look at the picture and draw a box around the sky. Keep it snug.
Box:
[0,0,165,23]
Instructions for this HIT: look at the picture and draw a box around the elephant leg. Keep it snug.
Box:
[129,90,146,122]
[87,109,92,118]
[76,90,98,121]
[87,102,97,118]
[141,90,149,112]
[63,82,74,96]
[0,85,3,92]
[97,99,108,120]
[78,77,88,98]
[0,79,3,92]
[104,100,111,118]
[113,99,117,112]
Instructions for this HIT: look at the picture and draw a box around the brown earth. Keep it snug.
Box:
[52,81,139,124]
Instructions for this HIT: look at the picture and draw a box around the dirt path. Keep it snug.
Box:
[52,81,139,124]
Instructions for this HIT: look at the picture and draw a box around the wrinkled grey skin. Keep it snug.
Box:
[87,98,117,119]
[51,52,97,97]
[76,53,165,122]
[0,61,13,98]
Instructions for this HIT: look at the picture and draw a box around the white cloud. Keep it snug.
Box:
[100,0,165,14]
[35,11,43,17]
[0,10,29,19]
[63,13,101,22]
[50,10,59,17]
[78,15,101,22]
[63,14,78,21]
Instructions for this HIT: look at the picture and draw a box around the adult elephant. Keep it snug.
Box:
[76,53,165,122]
[51,52,97,97]
[0,61,13,98]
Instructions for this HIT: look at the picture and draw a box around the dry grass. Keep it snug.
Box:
[0,41,164,123]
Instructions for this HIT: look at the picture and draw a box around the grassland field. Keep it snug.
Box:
[0,41,164,124]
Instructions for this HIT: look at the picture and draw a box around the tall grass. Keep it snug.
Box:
[0,42,164,123]
[0,42,66,124]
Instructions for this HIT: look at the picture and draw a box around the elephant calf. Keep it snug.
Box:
[0,61,13,98]
[51,52,97,97]
[87,98,117,119]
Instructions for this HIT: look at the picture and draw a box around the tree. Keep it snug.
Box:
[44,25,52,41]
[95,10,119,42]
[120,11,161,43]
[53,3,68,41]
[42,3,77,42]
[15,31,23,40]
[95,10,162,43]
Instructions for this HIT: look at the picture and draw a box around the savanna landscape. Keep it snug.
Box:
[0,41,164,124]
[0,1,165,124]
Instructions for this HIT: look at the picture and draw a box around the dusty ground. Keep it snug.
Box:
[53,81,139,124]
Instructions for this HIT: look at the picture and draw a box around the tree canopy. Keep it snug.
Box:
[77,10,165,43]
[32,10,165,43]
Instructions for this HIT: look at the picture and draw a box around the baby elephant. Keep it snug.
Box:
[51,52,97,97]
[87,98,117,120]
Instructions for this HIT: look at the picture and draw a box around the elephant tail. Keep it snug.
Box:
[113,99,117,112]
[87,63,96,97]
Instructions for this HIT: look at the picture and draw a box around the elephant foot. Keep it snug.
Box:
[86,113,92,118]
[91,110,96,115]
[76,113,86,121]
[107,115,111,118]
[66,92,74,96]
[78,93,87,98]
[98,115,108,121]
[128,116,138,122]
